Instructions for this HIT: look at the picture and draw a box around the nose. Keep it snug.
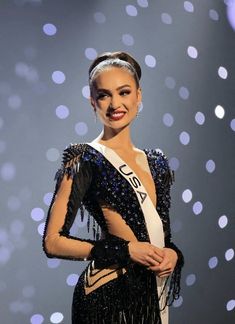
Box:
[109,95,121,109]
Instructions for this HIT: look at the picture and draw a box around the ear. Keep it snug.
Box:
[89,96,95,109]
[137,87,142,105]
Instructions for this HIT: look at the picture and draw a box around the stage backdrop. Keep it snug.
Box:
[0,0,234,323]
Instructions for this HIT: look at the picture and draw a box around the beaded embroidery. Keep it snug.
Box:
[42,143,184,323]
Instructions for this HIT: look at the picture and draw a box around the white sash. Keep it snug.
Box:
[87,142,169,324]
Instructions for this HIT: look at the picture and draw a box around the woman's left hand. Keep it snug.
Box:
[147,247,178,277]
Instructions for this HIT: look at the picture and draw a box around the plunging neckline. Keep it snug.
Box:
[86,142,158,209]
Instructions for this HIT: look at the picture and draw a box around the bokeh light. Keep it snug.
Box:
[43,23,57,36]
[187,46,198,59]
[56,105,70,119]
[126,5,138,16]
[179,131,190,145]
[163,113,174,127]
[179,86,190,100]
[208,256,218,269]
[218,215,228,229]
[52,71,66,84]
[94,12,106,24]
[182,189,193,203]
[145,55,156,68]
[186,273,196,286]
[85,48,97,60]
[206,159,216,173]
[122,34,134,46]
[161,12,172,24]
[195,112,205,125]
[184,1,194,13]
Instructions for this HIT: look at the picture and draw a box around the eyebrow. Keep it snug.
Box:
[96,84,131,92]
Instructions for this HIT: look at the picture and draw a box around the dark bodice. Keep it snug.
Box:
[43,142,184,311]
[57,143,174,243]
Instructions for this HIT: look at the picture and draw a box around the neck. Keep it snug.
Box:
[93,126,135,150]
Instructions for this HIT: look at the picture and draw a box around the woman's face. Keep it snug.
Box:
[90,67,142,129]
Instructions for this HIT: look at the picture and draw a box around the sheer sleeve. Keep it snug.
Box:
[42,144,95,261]
[157,153,185,306]
[42,143,131,266]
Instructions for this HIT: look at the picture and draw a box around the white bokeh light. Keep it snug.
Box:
[182,189,193,203]
[122,34,134,46]
[225,248,234,261]
[66,273,79,286]
[31,207,45,222]
[163,113,174,127]
[75,122,88,136]
[179,131,190,145]
[230,119,235,131]
[186,273,196,286]
[30,313,44,324]
[85,48,97,60]
[56,105,69,119]
[47,259,61,269]
[52,71,66,84]
[137,0,149,8]
[161,12,172,24]
[209,9,219,21]
[184,1,194,13]
[226,299,235,311]
[193,201,203,215]
[215,105,225,119]
[43,192,53,206]
[37,222,45,236]
[187,46,198,59]
[82,85,90,99]
[50,312,64,323]
[43,23,57,36]
[208,256,218,269]
[179,86,190,100]
[145,55,156,68]
[195,111,205,125]
[126,5,138,16]
[173,295,183,307]
[218,215,228,229]
[206,159,216,173]
[218,66,228,79]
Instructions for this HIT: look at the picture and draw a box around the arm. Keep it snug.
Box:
[42,151,94,261]
[42,144,131,266]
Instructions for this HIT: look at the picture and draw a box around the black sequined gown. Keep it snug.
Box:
[42,143,184,324]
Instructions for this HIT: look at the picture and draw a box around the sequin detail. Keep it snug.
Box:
[42,143,184,323]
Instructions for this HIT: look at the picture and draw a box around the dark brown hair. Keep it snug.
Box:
[88,51,142,94]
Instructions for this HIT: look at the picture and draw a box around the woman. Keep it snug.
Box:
[42,51,184,324]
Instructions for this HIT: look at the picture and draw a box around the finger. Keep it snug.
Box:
[152,247,165,258]
[145,256,160,267]
[148,261,171,272]
[158,270,172,277]
[147,251,163,264]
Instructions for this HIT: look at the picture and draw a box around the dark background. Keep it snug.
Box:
[0,0,234,323]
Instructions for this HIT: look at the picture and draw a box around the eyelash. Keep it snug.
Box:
[97,90,130,100]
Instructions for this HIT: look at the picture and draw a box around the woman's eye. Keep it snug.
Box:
[97,93,108,100]
[120,90,130,96]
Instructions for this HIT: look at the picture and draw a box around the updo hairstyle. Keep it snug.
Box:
[88,51,142,96]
